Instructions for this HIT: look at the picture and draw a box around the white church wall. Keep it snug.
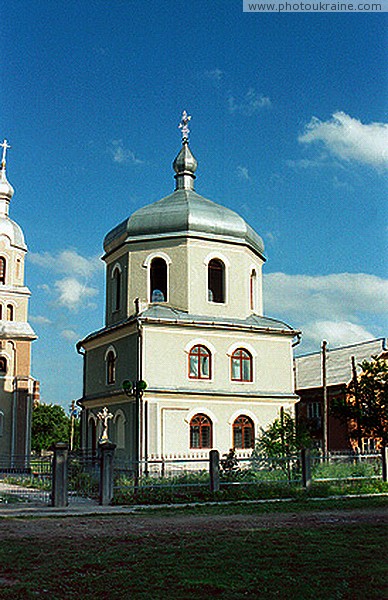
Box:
[146,396,296,456]
[142,325,294,395]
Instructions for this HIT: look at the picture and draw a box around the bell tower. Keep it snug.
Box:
[0,140,38,468]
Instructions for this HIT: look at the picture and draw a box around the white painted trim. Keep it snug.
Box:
[143,253,171,304]
[104,345,117,360]
[203,251,230,268]
[204,253,229,306]
[184,338,217,355]
[228,408,259,427]
[142,251,172,268]
[110,262,123,277]
[226,341,257,358]
[185,407,219,425]
[113,408,126,423]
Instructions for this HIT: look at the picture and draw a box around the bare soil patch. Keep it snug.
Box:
[0,507,386,541]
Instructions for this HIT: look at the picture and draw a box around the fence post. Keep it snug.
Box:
[382,446,388,483]
[301,448,312,490]
[51,442,68,508]
[209,449,220,493]
[99,441,116,506]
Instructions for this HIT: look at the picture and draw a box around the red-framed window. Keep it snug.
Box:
[231,348,253,382]
[190,413,212,449]
[233,415,255,449]
[189,345,211,379]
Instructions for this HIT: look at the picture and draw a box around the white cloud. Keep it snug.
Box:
[237,165,251,181]
[204,68,224,82]
[29,315,52,325]
[228,89,271,115]
[264,272,388,349]
[303,321,375,348]
[111,140,143,165]
[61,329,79,342]
[29,249,101,277]
[54,278,98,311]
[299,112,388,169]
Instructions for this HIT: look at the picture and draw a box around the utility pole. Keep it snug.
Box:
[322,340,328,457]
[70,400,76,451]
[351,356,363,451]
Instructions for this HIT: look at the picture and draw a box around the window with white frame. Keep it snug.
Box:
[150,257,168,302]
[208,258,225,303]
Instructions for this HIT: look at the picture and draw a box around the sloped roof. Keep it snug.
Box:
[78,305,298,348]
[103,189,265,258]
[294,338,387,390]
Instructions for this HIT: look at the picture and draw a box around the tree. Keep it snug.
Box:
[255,408,312,458]
[31,403,70,454]
[332,357,388,448]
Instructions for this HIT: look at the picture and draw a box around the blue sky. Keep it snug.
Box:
[1,1,387,408]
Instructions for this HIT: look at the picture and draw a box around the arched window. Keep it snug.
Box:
[112,267,121,311]
[0,257,6,285]
[106,350,116,385]
[6,304,14,321]
[114,413,125,449]
[88,418,97,455]
[233,415,255,449]
[150,257,167,302]
[231,348,253,382]
[190,414,212,449]
[208,259,225,303]
[0,357,7,375]
[189,345,211,379]
[0,305,3,320]
[250,269,257,311]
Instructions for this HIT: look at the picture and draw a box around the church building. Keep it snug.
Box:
[0,140,39,469]
[77,114,299,462]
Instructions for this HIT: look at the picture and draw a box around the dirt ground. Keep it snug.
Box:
[0,506,387,540]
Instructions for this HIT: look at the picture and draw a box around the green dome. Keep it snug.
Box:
[104,188,265,258]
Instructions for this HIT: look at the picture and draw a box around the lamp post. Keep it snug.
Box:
[122,379,147,480]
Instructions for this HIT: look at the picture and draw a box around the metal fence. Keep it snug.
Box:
[68,452,100,505]
[112,449,386,505]
[0,448,386,508]
[0,454,52,506]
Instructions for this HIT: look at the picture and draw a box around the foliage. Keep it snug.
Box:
[254,410,312,459]
[31,402,70,454]
[331,358,388,447]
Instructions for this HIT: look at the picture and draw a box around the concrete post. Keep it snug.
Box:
[51,442,68,507]
[301,448,312,490]
[209,449,220,493]
[99,441,116,506]
[382,446,388,483]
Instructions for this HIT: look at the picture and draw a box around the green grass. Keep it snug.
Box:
[0,509,386,599]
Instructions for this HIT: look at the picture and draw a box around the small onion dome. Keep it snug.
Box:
[173,141,198,176]
[173,142,198,191]
[0,165,14,201]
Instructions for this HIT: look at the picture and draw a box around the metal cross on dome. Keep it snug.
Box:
[0,139,11,165]
[178,111,191,141]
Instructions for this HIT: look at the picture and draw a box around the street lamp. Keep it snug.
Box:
[122,379,147,397]
[122,379,148,480]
